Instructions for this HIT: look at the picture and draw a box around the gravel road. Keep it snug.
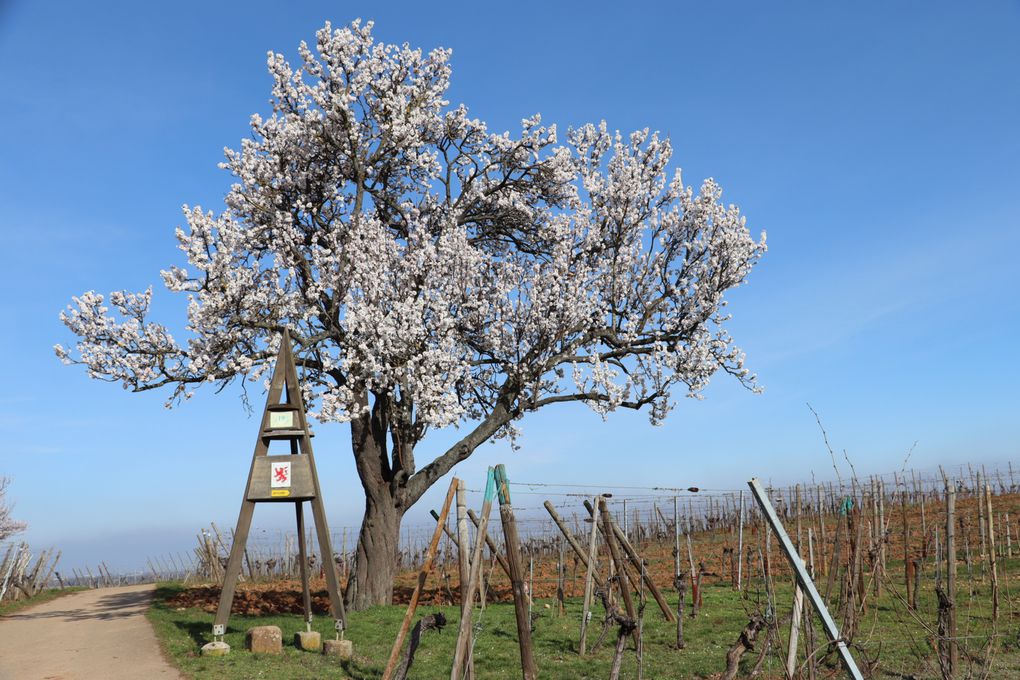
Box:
[0,584,183,680]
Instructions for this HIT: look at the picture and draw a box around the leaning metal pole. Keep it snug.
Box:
[747,478,864,680]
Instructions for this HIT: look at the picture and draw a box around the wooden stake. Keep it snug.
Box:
[946,483,958,676]
[736,490,745,591]
[467,509,514,584]
[804,529,817,680]
[451,469,496,680]
[600,497,636,626]
[544,501,604,591]
[985,483,999,621]
[785,583,804,679]
[686,532,698,616]
[454,479,473,680]
[581,499,674,620]
[901,483,911,609]
[579,495,600,656]
[382,477,459,680]
[494,464,538,680]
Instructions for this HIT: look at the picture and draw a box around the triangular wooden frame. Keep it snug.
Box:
[211,330,347,641]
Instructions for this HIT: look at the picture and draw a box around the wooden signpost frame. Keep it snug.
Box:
[210,330,347,643]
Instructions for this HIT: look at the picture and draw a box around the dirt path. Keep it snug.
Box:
[0,583,183,680]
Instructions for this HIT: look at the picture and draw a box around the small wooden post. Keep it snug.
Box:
[786,582,805,679]
[454,479,473,680]
[985,483,999,621]
[673,497,681,580]
[736,490,745,591]
[382,477,459,680]
[456,480,471,604]
[600,496,637,644]
[467,509,513,583]
[920,491,928,558]
[946,483,958,676]
[1006,512,1013,559]
[901,483,911,609]
[675,570,686,649]
[674,495,684,648]
[804,528,817,680]
[544,501,604,590]
[579,495,601,656]
[878,479,887,575]
[977,471,987,560]
[451,469,496,680]
[581,499,674,620]
[622,499,629,543]
[557,540,565,616]
[494,464,538,680]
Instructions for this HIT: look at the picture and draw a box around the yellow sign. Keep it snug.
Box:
[271,489,291,497]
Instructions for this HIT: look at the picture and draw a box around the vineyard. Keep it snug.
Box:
[142,461,1020,679]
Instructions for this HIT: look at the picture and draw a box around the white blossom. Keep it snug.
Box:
[0,477,26,542]
[57,19,765,477]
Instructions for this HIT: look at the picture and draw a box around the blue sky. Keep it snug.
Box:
[1,1,1017,571]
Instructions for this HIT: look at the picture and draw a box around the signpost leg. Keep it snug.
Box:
[308,487,347,629]
[213,499,256,634]
[296,502,312,630]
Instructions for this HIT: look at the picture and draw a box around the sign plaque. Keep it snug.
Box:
[269,411,294,429]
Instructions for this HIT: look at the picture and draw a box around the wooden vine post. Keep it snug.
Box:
[599,497,637,632]
[736,490,745,591]
[674,495,685,649]
[945,483,958,675]
[579,495,601,656]
[451,468,496,680]
[901,483,912,609]
[494,464,538,680]
[544,501,605,592]
[581,499,675,621]
[382,477,459,680]
[454,479,474,680]
[985,483,999,621]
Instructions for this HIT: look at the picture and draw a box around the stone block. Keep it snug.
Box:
[200,641,230,656]
[323,638,353,660]
[294,630,321,652]
[246,625,283,654]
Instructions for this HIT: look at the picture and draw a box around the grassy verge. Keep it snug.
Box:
[0,587,84,617]
[149,581,755,679]
[148,568,1020,680]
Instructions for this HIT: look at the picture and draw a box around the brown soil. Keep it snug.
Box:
[167,490,1020,616]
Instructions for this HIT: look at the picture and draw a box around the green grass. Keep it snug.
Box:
[0,587,84,617]
[148,565,1020,680]
[149,582,758,680]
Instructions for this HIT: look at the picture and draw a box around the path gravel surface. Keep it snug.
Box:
[0,583,183,680]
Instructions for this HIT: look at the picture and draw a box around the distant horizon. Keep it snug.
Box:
[7,454,1014,575]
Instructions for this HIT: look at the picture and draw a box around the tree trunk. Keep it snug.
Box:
[345,390,413,611]
[343,388,515,611]
[348,490,406,610]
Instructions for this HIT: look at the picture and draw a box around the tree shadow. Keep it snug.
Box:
[4,587,153,622]
[173,619,214,647]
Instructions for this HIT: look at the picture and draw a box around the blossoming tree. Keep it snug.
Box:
[56,20,766,609]
[0,477,26,542]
